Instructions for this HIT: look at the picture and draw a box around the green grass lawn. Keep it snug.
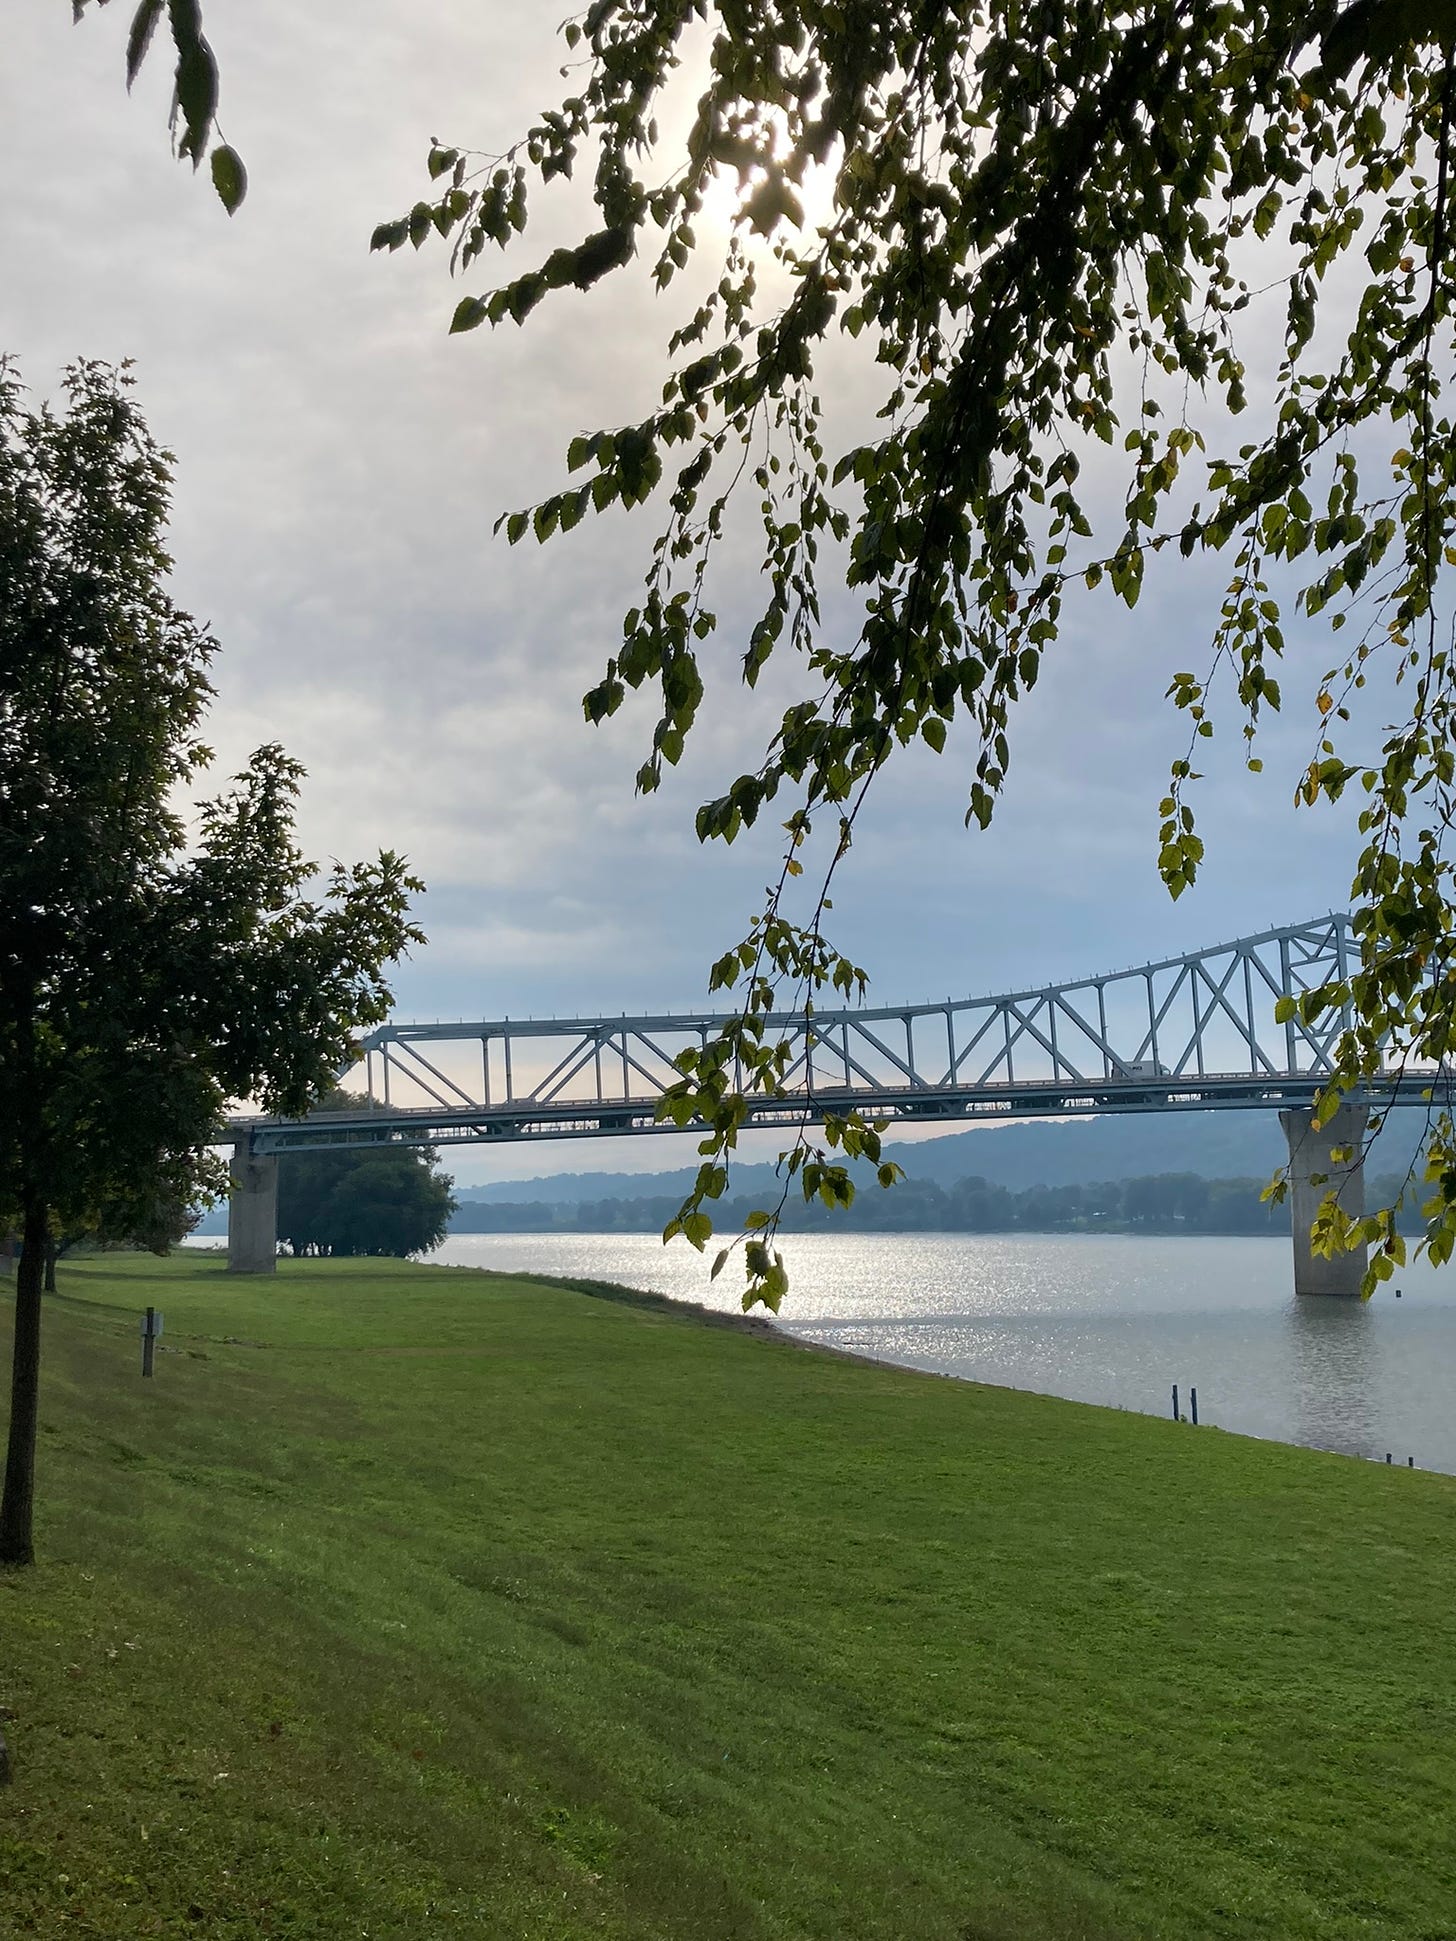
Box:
[3,1252,1455,1940]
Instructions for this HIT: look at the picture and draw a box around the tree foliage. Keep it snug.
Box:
[92,1,1456,1303]
[452,1169,1300,1236]
[278,1098,455,1258]
[0,361,423,1564]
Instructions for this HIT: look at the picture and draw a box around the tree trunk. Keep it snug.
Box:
[0,1200,49,1567]
[42,1243,57,1295]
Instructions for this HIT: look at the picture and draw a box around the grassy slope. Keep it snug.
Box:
[2,1255,1454,1941]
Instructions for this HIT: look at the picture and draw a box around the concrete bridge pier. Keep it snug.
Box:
[1279,1103,1369,1296]
[227,1147,278,1275]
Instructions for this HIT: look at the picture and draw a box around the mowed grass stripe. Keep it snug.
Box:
[3,1252,1454,1939]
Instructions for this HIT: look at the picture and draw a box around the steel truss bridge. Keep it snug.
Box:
[230,914,1445,1158]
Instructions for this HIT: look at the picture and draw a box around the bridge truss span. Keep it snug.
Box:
[239,914,1393,1157]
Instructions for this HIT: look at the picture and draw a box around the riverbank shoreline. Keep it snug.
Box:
[455,1262,967,1380]
[420,1229,1456,1474]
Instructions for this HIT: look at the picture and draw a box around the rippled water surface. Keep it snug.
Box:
[426,1230,1456,1472]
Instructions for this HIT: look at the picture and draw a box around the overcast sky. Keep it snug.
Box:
[6,5,1366,1183]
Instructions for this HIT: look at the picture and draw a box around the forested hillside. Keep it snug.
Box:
[453,1110,1295,1209]
[450,1170,1426,1239]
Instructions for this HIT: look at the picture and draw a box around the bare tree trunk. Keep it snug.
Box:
[42,1243,57,1295]
[0,1200,49,1567]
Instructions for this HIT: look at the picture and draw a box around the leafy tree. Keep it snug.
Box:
[1204,1178,1287,1233]
[40,1192,200,1294]
[89,1,1456,1302]
[278,1112,455,1259]
[1126,1175,1182,1227]
[0,360,423,1566]
[944,1175,1018,1234]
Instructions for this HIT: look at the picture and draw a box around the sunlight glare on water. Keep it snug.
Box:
[425,1230,1456,1473]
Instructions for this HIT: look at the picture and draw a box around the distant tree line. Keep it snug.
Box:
[450,1172,1430,1240]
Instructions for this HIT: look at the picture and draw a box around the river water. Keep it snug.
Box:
[425,1230,1456,1473]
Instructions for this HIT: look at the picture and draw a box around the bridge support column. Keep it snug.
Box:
[227,1148,278,1275]
[1279,1104,1368,1296]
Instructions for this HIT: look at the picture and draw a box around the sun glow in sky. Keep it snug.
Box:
[694,107,844,247]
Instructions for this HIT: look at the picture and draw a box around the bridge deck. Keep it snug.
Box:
[223,916,1450,1154]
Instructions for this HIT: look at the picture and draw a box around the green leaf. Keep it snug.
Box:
[209,143,246,215]
[682,1211,712,1251]
[168,0,218,166]
[743,178,804,236]
[125,0,165,88]
[449,296,489,334]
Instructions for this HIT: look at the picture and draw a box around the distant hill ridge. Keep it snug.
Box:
[192,1110,1414,1237]
[453,1110,1295,1207]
